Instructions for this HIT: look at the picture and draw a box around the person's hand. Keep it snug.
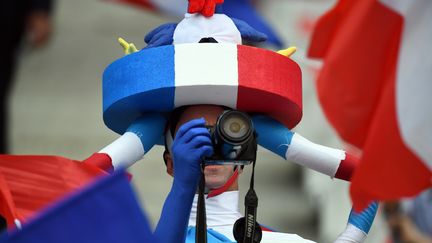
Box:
[171,118,213,188]
[388,213,432,243]
[154,118,212,243]
[27,11,52,48]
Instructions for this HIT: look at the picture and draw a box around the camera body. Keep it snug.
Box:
[204,110,257,165]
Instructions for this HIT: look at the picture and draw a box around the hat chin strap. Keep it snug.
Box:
[207,167,239,198]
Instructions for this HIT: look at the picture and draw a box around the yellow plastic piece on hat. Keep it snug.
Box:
[118,37,139,55]
[277,46,297,58]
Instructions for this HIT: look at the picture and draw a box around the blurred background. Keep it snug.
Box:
[6,0,389,242]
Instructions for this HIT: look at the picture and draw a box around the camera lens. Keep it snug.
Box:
[224,116,248,138]
[218,111,252,143]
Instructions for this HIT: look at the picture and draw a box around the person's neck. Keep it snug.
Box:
[226,182,239,191]
[199,181,239,197]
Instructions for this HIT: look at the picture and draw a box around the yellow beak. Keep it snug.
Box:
[277,47,297,58]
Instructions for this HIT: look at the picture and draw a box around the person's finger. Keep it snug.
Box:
[28,13,52,48]
[182,127,211,144]
[175,118,206,139]
[188,135,212,149]
[198,145,214,158]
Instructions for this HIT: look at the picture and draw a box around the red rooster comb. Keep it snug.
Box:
[187,0,224,17]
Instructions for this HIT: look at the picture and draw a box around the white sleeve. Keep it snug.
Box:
[286,133,345,177]
[334,224,367,243]
[99,132,145,170]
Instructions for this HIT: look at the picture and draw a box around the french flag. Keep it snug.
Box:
[0,155,105,228]
[0,171,155,243]
[309,0,432,210]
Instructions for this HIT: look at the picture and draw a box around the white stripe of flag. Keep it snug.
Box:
[381,0,432,170]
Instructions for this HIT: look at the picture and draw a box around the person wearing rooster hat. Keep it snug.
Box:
[0,0,377,242]
[76,0,379,242]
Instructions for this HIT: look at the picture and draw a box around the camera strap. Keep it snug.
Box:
[243,158,259,243]
[196,163,207,243]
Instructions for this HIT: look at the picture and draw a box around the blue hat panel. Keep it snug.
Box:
[103,46,175,134]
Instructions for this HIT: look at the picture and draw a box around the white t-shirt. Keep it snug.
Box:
[188,191,315,243]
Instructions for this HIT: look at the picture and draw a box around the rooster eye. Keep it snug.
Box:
[199,37,218,43]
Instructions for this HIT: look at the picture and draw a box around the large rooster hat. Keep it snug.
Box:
[103,0,302,146]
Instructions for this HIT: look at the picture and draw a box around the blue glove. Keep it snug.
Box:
[252,115,294,159]
[153,118,213,243]
[126,113,167,153]
[171,117,214,188]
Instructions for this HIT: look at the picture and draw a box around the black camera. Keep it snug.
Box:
[204,110,257,165]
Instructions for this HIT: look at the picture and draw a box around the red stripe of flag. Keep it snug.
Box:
[309,0,403,149]
[309,0,432,210]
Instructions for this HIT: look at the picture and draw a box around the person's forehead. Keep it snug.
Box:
[176,105,225,131]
